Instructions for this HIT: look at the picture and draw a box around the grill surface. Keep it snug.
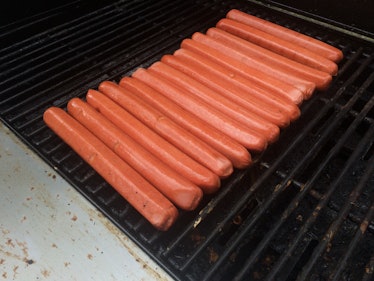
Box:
[1,1,374,280]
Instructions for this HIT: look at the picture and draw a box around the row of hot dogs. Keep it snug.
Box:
[44,9,343,230]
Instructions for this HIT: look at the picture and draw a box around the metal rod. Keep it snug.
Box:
[296,146,374,281]
[0,0,111,59]
[264,73,374,281]
[0,0,175,102]
[232,71,374,281]
[329,201,374,281]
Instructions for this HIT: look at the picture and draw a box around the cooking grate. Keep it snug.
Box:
[1,0,373,280]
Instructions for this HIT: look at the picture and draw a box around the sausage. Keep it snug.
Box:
[67,98,203,210]
[98,81,233,183]
[119,76,253,168]
[182,33,316,93]
[43,107,178,231]
[130,69,268,152]
[226,9,343,63]
[176,36,304,104]
[216,18,338,80]
[169,48,300,123]
[86,89,220,192]
[181,39,315,104]
[161,53,290,128]
[206,27,333,88]
[148,61,280,144]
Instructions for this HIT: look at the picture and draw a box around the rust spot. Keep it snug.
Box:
[190,232,205,246]
[41,269,50,277]
[253,271,261,279]
[233,215,243,225]
[87,254,93,260]
[71,215,78,222]
[273,184,282,193]
[208,247,219,264]
[16,240,29,258]
[6,239,15,247]
[2,272,7,278]
[360,219,369,234]
[0,259,4,265]
[229,252,237,262]
[51,243,58,248]
[13,265,19,277]
[286,180,293,188]
[64,262,71,267]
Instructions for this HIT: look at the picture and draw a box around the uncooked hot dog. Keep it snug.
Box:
[43,107,178,231]
[120,76,253,168]
[67,98,203,210]
[176,36,305,104]
[148,61,280,144]
[86,89,220,191]
[217,18,338,79]
[206,27,333,88]
[98,81,233,183]
[171,48,300,122]
[130,69,268,152]
[226,9,343,63]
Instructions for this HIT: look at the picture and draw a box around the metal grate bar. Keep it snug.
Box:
[232,70,374,281]
[198,53,374,281]
[263,74,374,281]
[0,0,176,108]
[1,5,218,135]
[362,252,374,281]
[0,1,110,59]
[0,1,160,85]
[295,104,374,279]
[162,168,252,258]
[0,1,136,75]
[329,200,374,281]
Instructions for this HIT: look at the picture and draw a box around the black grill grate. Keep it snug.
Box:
[1,1,374,280]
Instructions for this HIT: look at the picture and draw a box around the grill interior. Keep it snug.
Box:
[1,0,374,280]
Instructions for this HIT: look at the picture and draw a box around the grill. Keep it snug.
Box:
[1,0,373,280]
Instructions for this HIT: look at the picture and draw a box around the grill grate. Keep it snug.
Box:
[1,1,373,280]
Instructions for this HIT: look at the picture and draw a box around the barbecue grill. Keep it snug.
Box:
[1,0,373,280]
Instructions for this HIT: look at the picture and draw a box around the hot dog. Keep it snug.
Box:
[130,69,268,152]
[181,38,312,102]
[176,36,305,104]
[86,89,220,191]
[226,9,343,63]
[148,61,280,143]
[182,33,316,93]
[216,18,338,79]
[206,28,333,87]
[169,48,300,122]
[67,98,203,210]
[161,53,290,128]
[119,76,253,168]
[43,107,178,231]
[98,81,233,183]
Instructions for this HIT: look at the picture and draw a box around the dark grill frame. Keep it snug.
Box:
[1,1,373,280]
